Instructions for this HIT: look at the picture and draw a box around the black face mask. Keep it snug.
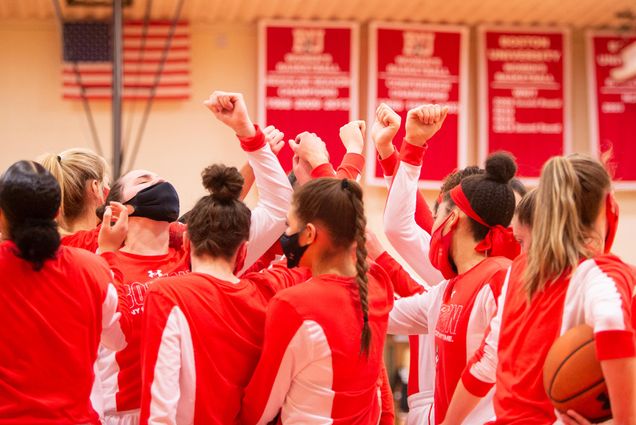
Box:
[280,230,309,268]
[126,182,180,223]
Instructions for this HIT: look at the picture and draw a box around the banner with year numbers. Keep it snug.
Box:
[366,22,469,189]
[258,20,359,171]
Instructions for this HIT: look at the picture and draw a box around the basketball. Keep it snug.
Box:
[543,324,612,423]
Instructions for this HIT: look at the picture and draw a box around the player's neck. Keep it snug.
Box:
[311,249,357,278]
[453,237,487,275]
[60,211,99,235]
[121,217,169,256]
[191,254,239,284]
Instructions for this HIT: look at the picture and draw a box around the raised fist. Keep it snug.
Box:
[405,104,449,147]
[371,103,401,159]
[339,120,366,155]
[203,91,255,138]
[288,132,329,169]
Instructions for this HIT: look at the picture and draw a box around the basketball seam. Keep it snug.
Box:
[547,338,597,400]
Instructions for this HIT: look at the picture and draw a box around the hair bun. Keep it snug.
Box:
[201,164,244,203]
[485,152,517,184]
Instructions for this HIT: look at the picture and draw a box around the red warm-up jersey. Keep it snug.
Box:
[0,241,126,424]
[139,264,311,424]
[482,254,635,424]
[240,264,394,425]
[99,247,191,414]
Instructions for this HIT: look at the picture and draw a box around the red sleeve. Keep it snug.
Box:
[98,251,132,338]
[241,298,304,424]
[60,226,100,252]
[240,241,284,276]
[310,153,365,180]
[336,153,365,180]
[381,143,434,233]
[378,150,399,177]
[379,363,395,425]
[168,221,186,250]
[139,290,174,425]
[237,125,266,152]
[590,256,636,360]
[376,251,426,297]
[243,261,312,300]
[310,163,337,178]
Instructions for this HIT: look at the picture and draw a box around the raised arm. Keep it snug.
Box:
[204,91,293,274]
[239,125,286,200]
[372,103,435,232]
[382,105,448,285]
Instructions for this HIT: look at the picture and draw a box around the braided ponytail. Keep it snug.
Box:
[293,178,372,356]
[350,188,371,355]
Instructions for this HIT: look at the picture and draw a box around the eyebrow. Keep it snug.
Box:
[134,174,152,183]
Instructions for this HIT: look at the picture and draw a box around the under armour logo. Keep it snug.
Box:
[147,270,164,278]
[596,392,611,410]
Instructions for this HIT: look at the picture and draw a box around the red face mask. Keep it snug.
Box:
[604,193,619,254]
[429,213,458,280]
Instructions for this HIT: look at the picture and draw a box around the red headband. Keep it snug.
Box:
[449,185,489,227]
[449,185,520,259]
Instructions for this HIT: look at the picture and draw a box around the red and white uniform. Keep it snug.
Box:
[381,254,511,425]
[0,241,127,424]
[242,152,365,276]
[139,263,310,424]
[380,143,444,425]
[240,264,394,424]
[461,254,635,425]
[99,127,294,423]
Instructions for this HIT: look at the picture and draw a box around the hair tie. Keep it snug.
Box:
[341,179,349,190]
[57,155,62,163]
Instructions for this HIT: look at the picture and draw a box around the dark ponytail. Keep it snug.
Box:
[0,161,61,270]
[349,182,371,356]
[293,178,371,356]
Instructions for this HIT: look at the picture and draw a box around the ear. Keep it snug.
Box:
[301,223,317,245]
[89,179,103,202]
[442,210,459,235]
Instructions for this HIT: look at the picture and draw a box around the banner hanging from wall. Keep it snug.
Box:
[258,20,358,171]
[479,27,570,181]
[587,31,636,189]
[366,22,469,188]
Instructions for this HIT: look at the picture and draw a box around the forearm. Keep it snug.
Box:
[239,131,293,273]
[602,357,636,424]
[440,382,484,425]
[239,162,256,201]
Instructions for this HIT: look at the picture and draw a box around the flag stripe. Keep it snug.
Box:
[62,20,190,101]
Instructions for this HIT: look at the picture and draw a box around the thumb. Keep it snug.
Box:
[288,138,299,153]
[103,206,112,226]
[439,107,449,125]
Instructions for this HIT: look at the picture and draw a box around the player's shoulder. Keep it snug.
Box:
[578,254,635,289]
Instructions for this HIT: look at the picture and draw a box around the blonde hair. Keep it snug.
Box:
[38,148,109,227]
[524,154,610,299]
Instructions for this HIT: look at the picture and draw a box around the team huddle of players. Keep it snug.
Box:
[0,91,633,425]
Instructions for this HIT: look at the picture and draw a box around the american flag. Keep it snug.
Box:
[62,20,190,100]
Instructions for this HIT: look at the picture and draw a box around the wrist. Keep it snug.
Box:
[377,143,395,160]
[344,140,364,155]
[234,120,256,138]
[307,154,329,169]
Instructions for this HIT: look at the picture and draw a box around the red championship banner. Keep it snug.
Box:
[366,22,469,188]
[587,31,636,189]
[258,20,359,171]
[479,27,571,182]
